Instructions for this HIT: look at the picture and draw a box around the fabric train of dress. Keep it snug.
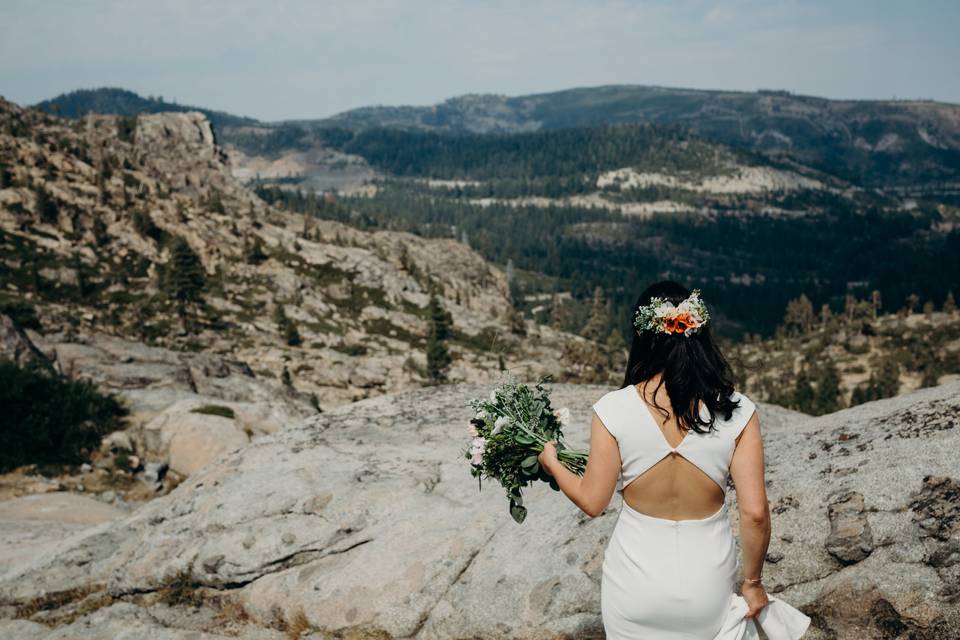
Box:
[601,497,811,640]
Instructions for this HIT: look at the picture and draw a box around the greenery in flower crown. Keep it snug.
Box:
[633,288,710,336]
[464,372,588,524]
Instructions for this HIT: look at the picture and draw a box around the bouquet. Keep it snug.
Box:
[464,372,588,523]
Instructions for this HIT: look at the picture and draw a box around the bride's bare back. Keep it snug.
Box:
[621,382,730,521]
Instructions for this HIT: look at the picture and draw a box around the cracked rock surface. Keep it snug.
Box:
[1,381,959,639]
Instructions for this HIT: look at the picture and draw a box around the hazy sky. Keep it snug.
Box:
[1,0,958,122]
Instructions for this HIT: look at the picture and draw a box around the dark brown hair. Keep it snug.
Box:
[622,280,740,433]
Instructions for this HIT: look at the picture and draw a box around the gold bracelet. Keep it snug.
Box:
[743,576,763,585]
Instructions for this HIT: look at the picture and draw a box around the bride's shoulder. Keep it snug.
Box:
[721,390,758,436]
[591,386,629,417]
[594,385,630,405]
[729,390,756,414]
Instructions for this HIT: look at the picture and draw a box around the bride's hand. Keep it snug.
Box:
[538,440,558,473]
[741,582,769,619]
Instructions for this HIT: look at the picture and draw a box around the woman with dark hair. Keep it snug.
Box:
[538,281,810,639]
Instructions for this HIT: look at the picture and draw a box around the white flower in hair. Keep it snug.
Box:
[633,289,711,337]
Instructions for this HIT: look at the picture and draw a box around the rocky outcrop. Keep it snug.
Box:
[25,329,312,416]
[0,493,125,579]
[1,380,957,639]
[825,491,874,565]
[0,314,54,374]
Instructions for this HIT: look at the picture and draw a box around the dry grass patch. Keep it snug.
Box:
[157,567,206,608]
[14,582,109,621]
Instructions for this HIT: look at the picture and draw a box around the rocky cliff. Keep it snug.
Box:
[1,380,957,639]
[0,98,590,413]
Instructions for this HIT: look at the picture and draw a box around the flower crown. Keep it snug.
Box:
[633,289,710,337]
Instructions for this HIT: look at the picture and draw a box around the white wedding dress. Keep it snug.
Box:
[593,386,811,639]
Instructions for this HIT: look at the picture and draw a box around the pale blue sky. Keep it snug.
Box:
[1,0,957,121]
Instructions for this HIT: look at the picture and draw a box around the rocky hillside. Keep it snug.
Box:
[0,380,957,639]
[0,98,594,412]
[731,296,960,414]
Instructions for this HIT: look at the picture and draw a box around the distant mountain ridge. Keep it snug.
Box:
[35,84,960,190]
[318,85,960,191]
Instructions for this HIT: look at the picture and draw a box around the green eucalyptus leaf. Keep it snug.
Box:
[520,454,539,469]
[549,477,560,491]
[510,503,528,524]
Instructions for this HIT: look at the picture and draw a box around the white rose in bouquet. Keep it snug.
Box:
[553,407,571,428]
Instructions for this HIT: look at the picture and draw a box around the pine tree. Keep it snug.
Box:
[875,356,901,398]
[844,293,856,320]
[73,253,92,299]
[854,356,901,406]
[850,382,871,407]
[34,185,58,225]
[0,163,12,189]
[944,291,957,314]
[274,302,302,347]
[582,286,610,342]
[549,292,569,330]
[244,235,268,265]
[507,305,527,335]
[905,293,920,315]
[792,364,816,414]
[428,292,453,341]
[426,327,452,384]
[163,237,206,307]
[133,209,163,243]
[870,290,882,318]
[820,303,833,327]
[782,294,815,336]
[207,192,226,215]
[425,291,453,384]
[920,357,940,388]
[92,215,109,246]
[813,359,843,415]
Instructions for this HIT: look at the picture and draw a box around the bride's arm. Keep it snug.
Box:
[729,413,770,587]
[538,414,620,517]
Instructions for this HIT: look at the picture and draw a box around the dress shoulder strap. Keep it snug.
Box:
[727,391,757,440]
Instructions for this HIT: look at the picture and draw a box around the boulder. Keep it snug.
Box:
[825,490,874,564]
[140,399,251,477]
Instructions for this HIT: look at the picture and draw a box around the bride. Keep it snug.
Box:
[538,281,810,639]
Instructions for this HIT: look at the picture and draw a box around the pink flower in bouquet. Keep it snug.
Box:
[470,436,487,465]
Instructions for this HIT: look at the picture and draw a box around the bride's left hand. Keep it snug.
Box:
[538,440,559,473]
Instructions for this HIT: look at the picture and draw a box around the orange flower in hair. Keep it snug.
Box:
[634,289,710,337]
